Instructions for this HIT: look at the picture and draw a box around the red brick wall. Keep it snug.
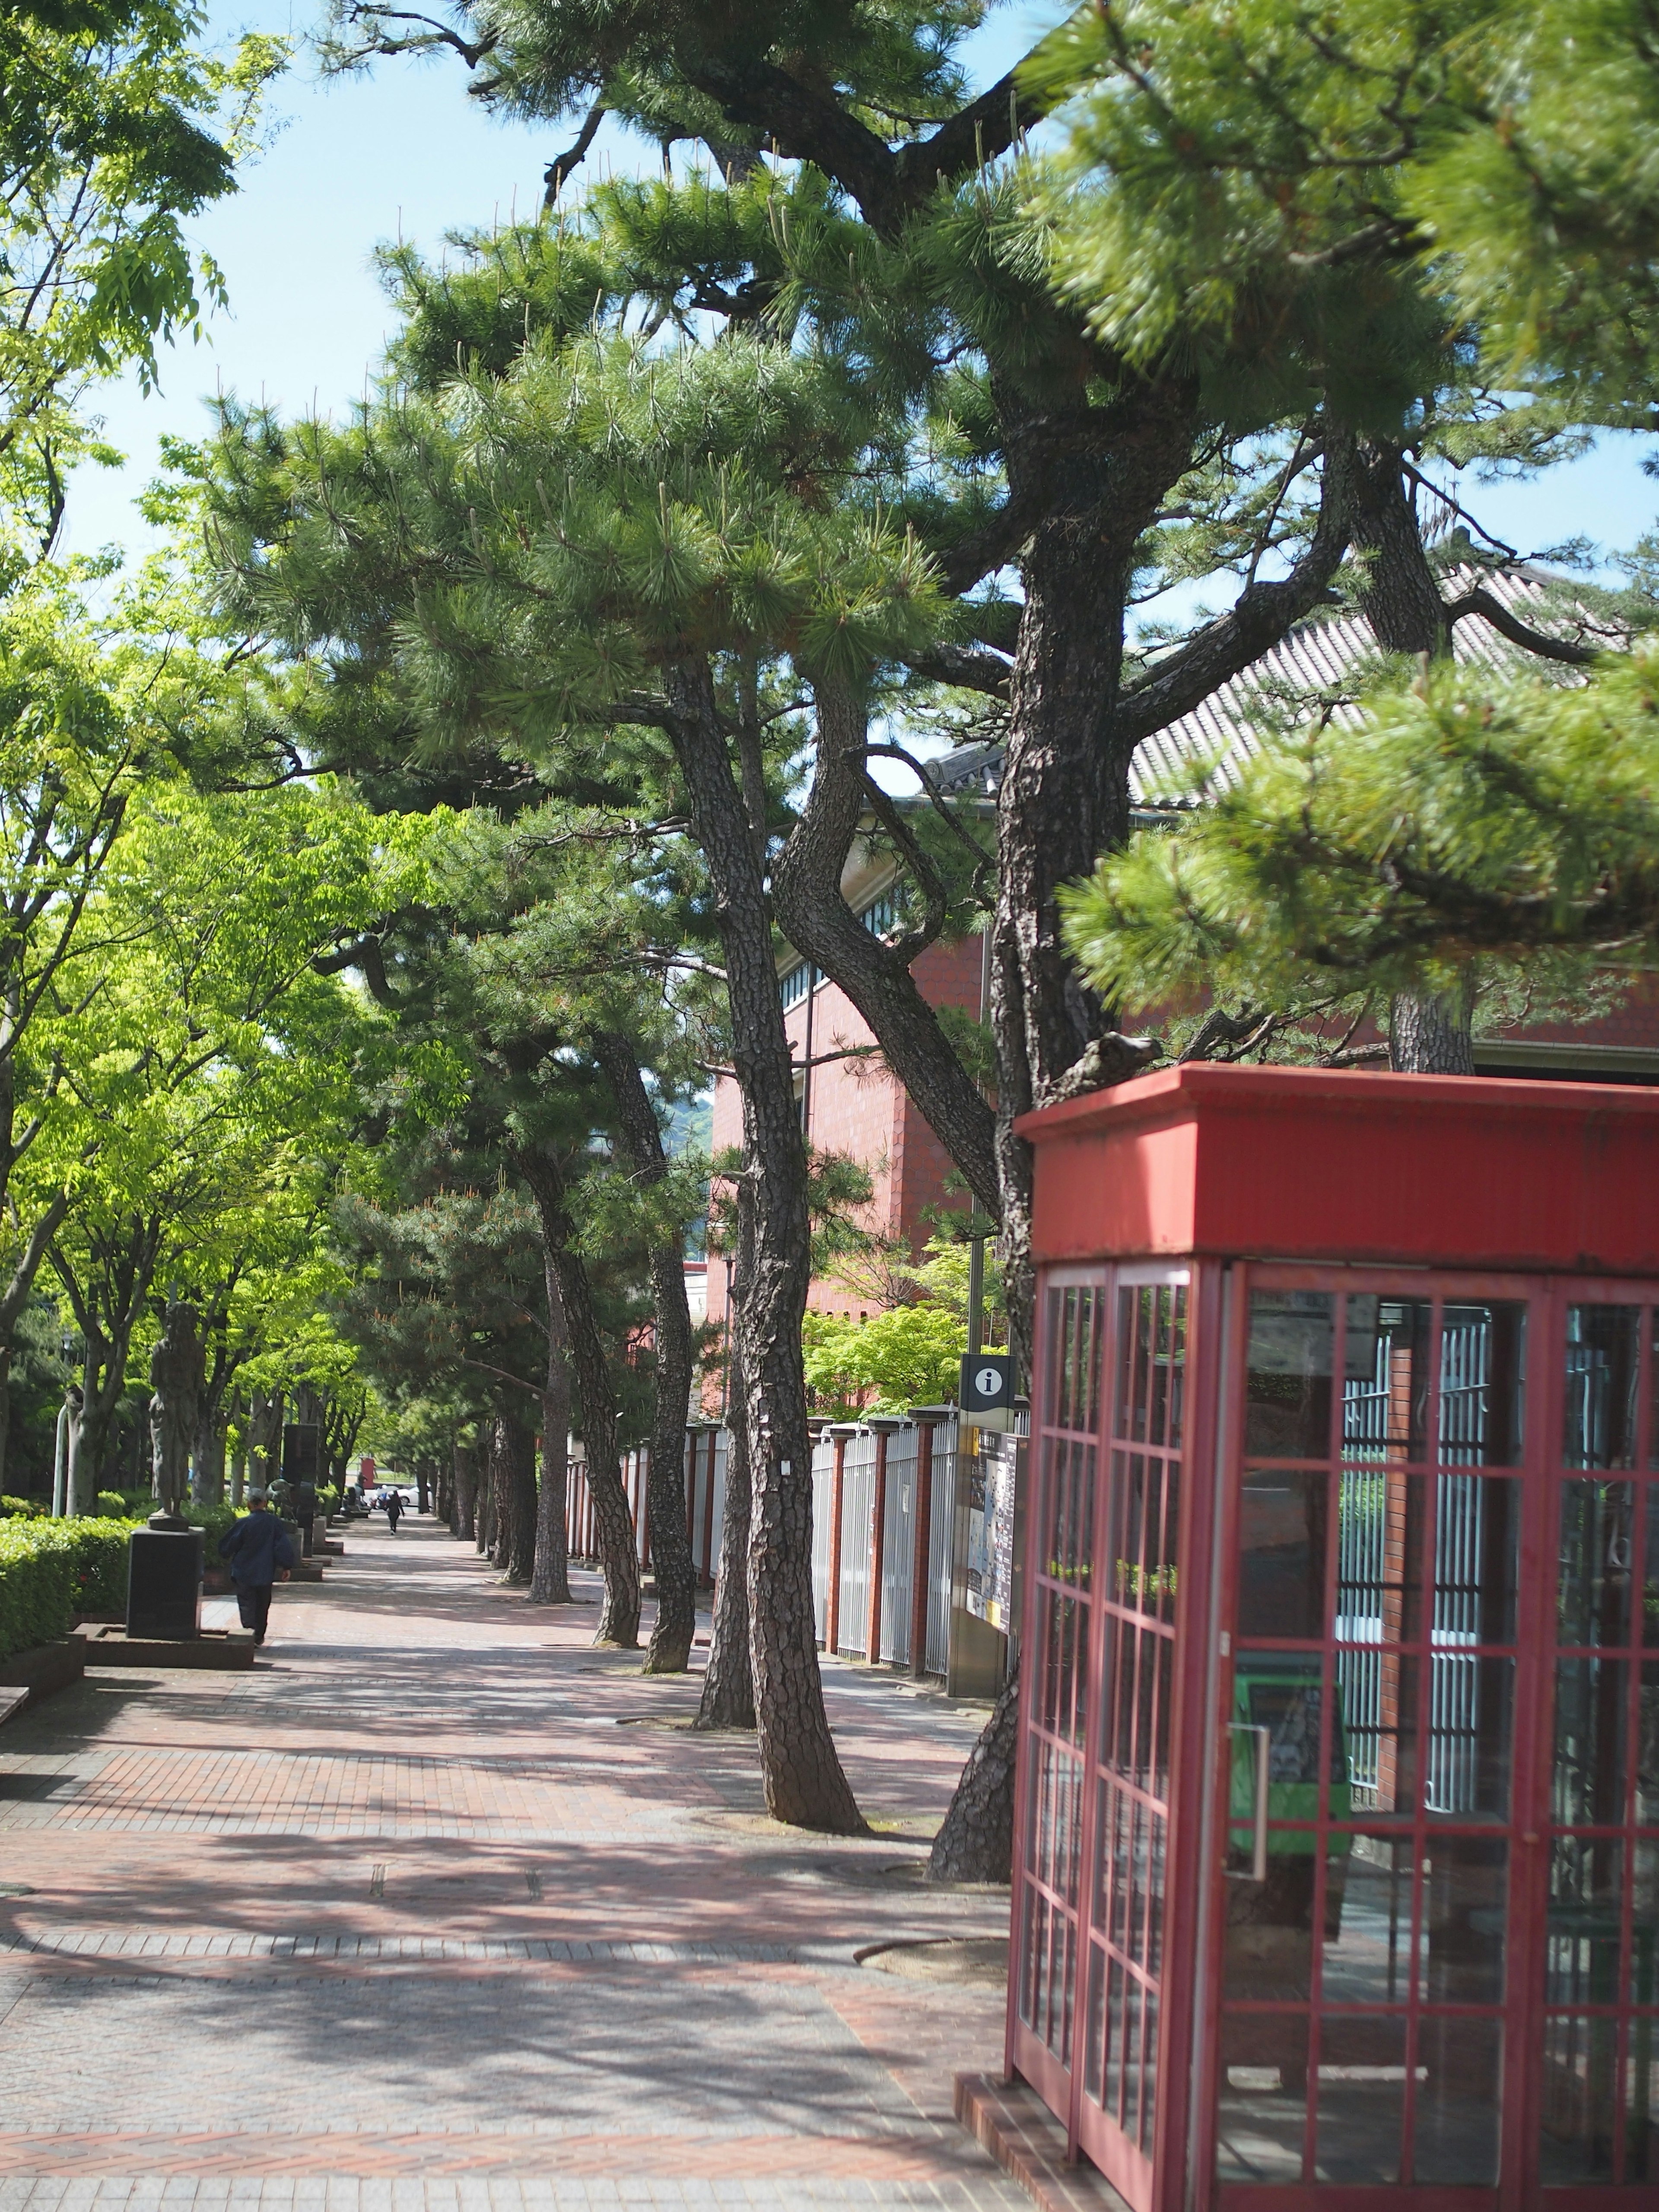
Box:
[704,933,987,1339]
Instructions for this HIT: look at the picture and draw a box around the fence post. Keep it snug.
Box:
[700,1428,718,1581]
[867,1417,899,1665]
[909,1416,934,1677]
[825,1424,853,1655]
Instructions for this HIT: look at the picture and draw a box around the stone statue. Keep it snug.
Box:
[149,1302,204,1524]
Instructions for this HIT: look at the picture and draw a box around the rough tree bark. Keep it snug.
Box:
[529,1249,574,1603]
[1350,439,1476,1077]
[772,677,1000,1221]
[497,1416,537,1583]
[488,1418,512,1567]
[591,1027,697,1671]
[695,1176,756,1732]
[520,1150,641,1646]
[663,655,862,1831]
[454,1437,478,1540]
[927,1656,1020,1882]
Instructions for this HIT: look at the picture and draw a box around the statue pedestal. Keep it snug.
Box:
[126,1527,203,1641]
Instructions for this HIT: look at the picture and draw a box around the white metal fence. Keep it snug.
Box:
[566,1411,963,1676]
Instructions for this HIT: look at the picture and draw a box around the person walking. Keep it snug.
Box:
[217,1490,297,1647]
[384,1490,404,1535]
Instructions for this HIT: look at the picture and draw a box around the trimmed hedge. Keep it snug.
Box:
[0,1516,146,1659]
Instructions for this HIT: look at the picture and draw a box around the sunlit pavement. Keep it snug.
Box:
[0,1516,1025,2209]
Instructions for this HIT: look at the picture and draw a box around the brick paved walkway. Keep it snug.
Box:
[0,1518,1023,2211]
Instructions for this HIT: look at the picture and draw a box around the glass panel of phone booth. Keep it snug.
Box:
[1073,1279,1187,2198]
[1014,1278,1105,2107]
[1013,1271,1188,2202]
[1543,1303,1659,2191]
[1215,1285,1535,2201]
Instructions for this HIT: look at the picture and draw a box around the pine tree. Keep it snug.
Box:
[1037,0,1656,1058]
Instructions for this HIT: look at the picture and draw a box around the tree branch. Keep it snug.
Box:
[893,70,1044,207]
[905,642,1012,698]
[544,100,606,205]
[693,59,899,226]
[1445,584,1603,666]
[1115,426,1357,748]
[313,933,398,1005]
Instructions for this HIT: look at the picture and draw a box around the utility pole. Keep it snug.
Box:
[966,922,992,1362]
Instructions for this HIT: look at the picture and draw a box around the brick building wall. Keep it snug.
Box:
[704,933,1659,1361]
[705,931,986,1337]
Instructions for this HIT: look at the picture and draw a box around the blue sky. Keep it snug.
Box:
[62,0,1659,580]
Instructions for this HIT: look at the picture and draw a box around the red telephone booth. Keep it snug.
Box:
[1009,1064,1659,2212]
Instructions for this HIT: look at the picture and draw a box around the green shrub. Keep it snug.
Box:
[63,1518,144,1616]
[0,1495,43,1519]
[0,1520,76,1654]
[95,1491,127,1517]
[317,1483,340,1517]
[184,1501,237,1551]
[0,1516,145,1655]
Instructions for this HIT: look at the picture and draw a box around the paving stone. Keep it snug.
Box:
[0,1525,1022,2210]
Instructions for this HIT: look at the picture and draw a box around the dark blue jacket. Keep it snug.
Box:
[218,1510,297,1588]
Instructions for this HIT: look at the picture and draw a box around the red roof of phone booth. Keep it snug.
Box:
[1014,1062,1659,1274]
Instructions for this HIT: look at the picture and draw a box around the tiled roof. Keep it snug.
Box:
[927,563,1624,810]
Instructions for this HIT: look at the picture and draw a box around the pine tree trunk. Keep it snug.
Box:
[772,680,1000,1220]
[926,1655,1020,1882]
[489,1418,522,1572]
[521,1153,641,1646]
[476,1465,495,1557]
[663,656,861,1831]
[500,1418,536,1583]
[935,383,1224,1866]
[454,1439,477,1540]
[1389,982,1477,1074]
[696,1180,756,1732]
[591,1030,697,1672]
[529,1251,573,1603]
[1351,439,1477,1078]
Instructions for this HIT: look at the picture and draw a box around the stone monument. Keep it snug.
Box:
[147,1300,203,1527]
[128,1300,206,1639]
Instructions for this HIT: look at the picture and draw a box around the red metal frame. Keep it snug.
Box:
[1008,1067,1659,2212]
[1013,1258,1659,2212]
